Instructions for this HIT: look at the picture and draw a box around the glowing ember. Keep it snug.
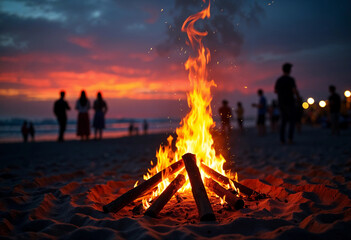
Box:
[142,1,236,209]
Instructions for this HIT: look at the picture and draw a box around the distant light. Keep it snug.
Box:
[345,90,351,98]
[307,97,315,105]
[244,86,247,89]
[319,100,326,108]
[302,102,309,109]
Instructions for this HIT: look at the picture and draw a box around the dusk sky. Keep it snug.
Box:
[0,0,350,119]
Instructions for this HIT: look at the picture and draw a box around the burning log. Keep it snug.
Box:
[144,173,186,218]
[103,160,184,213]
[182,153,216,222]
[200,162,258,197]
[204,178,244,210]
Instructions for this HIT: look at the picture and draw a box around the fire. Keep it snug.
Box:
[142,0,235,209]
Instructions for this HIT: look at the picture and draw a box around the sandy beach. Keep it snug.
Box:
[0,126,350,239]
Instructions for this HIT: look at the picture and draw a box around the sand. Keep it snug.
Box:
[0,127,350,239]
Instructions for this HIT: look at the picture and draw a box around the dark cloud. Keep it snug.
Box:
[243,0,351,55]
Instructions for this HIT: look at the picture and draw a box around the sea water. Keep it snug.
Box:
[0,117,255,143]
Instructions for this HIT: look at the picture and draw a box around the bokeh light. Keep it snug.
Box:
[302,102,309,109]
[319,100,326,108]
[345,90,351,98]
[307,97,315,105]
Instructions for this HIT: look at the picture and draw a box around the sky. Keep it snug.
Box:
[0,0,350,119]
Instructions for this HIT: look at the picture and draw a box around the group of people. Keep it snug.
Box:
[21,121,35,142]
[54,90,108,142]
[128,119,149,136]
[219,62,345,144]
[22,63,345,144]
[219,100,244,135]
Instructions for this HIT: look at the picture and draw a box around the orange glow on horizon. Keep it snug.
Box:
[0,69,191,101]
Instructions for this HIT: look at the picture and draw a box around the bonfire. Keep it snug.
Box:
[103,0,261,221]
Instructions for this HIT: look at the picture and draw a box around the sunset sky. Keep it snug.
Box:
[0,0,350,119]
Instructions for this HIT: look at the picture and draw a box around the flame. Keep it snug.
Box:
[220,195,226,205]
[142,0,236,209]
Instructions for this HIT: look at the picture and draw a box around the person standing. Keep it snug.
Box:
[21,121,28,142]
[143,119,149,135]
[76,90,91,140]
[328,85,341,135]
[235,102,244,133]
[54,91,70,142]
[274,63,300,144]
[219,100,233,135]
[252,89,267,136]
[93,92,108,140]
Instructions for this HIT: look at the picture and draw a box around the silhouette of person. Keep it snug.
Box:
[128,122,134,136]
[235,102,244,132]
[274,63,300,144]
[21,121,28,142]
[269,100,280,133]
[28,122,35,141]
[328,85,341,135]
[54,91,70,142]
[93,92,108,140]
[252,89,267,136]
[143,119,149,135]
[219,100,232,135]
[76,90,90,140]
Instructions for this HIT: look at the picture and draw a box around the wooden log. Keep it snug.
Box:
[103,159,184,213]
[204,178,244,210]
[144,174,186,218]
[182,153,216,222]
[200,162,257,197]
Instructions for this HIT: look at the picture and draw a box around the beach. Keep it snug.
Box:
[0,126,350,239]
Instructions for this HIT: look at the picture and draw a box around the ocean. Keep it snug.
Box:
[0,117,255,143]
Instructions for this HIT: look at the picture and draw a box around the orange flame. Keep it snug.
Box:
[142,0,235,209]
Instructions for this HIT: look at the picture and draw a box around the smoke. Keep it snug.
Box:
[156,0,264,61]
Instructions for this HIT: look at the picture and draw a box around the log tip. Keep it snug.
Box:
[182,153,196,160]
[200,213,216,222]
[102,205,109,213]
[234,199,245,210]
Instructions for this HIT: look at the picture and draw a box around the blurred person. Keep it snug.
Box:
[328,85,341,135]
[76,90,91,140]
[21,121,28,143]
[235,102,244,133]
[143,119,149,135]
[219,100,233,135]
[269,100,280,133]
[54,91,70,142]
[252,89,267,136]
[28,122,35,141]
[274,63,300,144]
[128,122,134,136]
[93,92,108,140]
